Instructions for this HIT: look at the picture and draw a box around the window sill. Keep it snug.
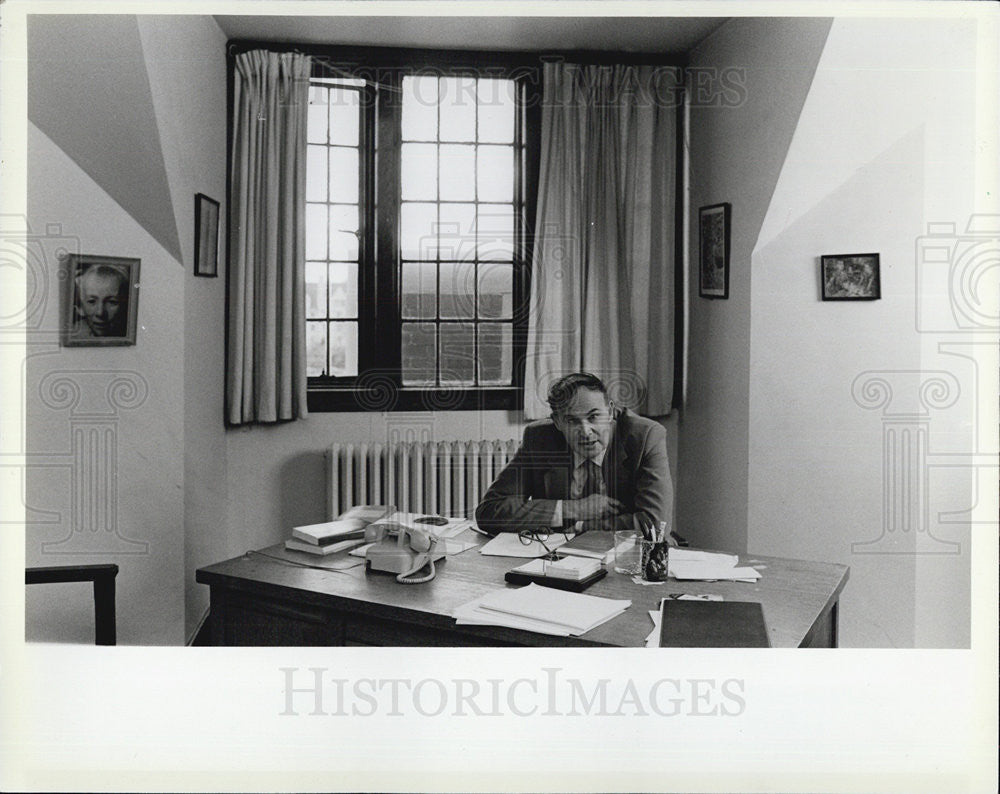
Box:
[307,386,522,413]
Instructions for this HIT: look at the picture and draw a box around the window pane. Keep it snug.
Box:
[439,322,475,385]
[329,262,358,318]
[477,204,514,261]
[329,205,359,261]
[306,203,327,260]
[477,79,515,144]
[477,262,513,319]
[478,323,512,385]
[477,145,514,202]
[438,203,476,262]
[401,262,437,319]
[307,87,328,144]
[401,143,438,201]
[401,202,438,260]
[439,144,475,201]
[402,76,438,141]
[306,320,327,376]
[328,87,359,146]
[401,322,436,385]
[306,145,328,202]
[439,77,476,142]
[329,148,359,204]
[305,261,327,319]
[439,261,475,319]
[329,321,358,376]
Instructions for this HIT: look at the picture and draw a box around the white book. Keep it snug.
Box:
[291,505,395,545]
[284,537,365,556]
[291,519,367,545]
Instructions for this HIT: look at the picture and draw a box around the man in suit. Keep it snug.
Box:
[475,372,673,535]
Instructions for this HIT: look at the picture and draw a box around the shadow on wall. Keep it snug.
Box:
[277,451,329,531]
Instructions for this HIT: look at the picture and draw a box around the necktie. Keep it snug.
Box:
[583,459,604,498]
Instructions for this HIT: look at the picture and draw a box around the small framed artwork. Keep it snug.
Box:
[194,193,220,277]
[62,254,140,346]
[821,253,881,300]
[699,202,731,299]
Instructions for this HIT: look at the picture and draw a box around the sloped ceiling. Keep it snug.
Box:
[27,15,182,261]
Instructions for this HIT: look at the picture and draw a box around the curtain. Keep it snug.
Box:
[524,63,677,419]
[227,50,311,424]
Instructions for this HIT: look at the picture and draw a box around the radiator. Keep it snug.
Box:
[327,439,520,519]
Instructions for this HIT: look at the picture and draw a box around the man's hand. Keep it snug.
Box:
[564,494,624,524]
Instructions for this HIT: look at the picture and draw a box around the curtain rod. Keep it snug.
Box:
[226,40,688,68]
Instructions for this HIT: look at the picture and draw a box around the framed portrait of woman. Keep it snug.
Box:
[62,254,141,347]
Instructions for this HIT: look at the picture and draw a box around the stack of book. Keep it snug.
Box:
[284,505,393,556]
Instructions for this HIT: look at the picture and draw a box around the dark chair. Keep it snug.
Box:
[25,564,119,645]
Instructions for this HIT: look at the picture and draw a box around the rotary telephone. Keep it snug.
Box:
[364,522,445,584]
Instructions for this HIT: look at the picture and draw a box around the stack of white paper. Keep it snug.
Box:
[668,548,760,582]
[454,583,630,636]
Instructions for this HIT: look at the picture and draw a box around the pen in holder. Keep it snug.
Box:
[637,518,670,582]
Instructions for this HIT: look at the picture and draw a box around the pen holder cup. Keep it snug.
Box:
[640,540,670,582]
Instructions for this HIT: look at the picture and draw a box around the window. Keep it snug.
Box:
[305,78,367,379]
[304,59,537,411]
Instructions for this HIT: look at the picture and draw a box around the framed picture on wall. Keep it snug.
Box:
[699,202,731,299]
[821,253,881,300]
[61,254,141,346]
[194,193,220,277]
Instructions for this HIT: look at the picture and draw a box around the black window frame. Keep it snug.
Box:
[226,43,686,414]
[244,45,542,412]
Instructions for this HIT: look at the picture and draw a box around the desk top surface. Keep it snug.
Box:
[197,531,849,647]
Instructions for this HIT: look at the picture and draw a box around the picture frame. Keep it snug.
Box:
[698,202,731,299]
[821,253,881,301]
[62,254,140,347]
[194,193,220,277]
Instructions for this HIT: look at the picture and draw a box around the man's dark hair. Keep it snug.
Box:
[547,372,609,415]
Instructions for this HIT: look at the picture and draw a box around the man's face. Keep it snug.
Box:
[78,273,124,336]
[553,387,615,460]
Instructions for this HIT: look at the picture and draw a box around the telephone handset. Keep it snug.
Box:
[364,522,444,584]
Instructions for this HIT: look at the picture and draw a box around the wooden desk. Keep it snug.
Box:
[196,533,848,647]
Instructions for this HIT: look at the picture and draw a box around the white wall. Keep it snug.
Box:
[750,17,979,648]
[683,15,983,647]
[25,15,228,645]
[680,17,833,554]
[136,15,230,642]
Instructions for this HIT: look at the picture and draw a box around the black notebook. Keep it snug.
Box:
[658,600,771,647]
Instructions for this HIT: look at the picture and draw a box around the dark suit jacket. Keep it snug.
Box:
[475,408,673,535]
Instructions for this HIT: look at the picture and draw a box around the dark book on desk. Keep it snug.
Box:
[658,600,771,647]
[559,531,617,563]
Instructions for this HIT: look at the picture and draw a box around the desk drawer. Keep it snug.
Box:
[216,589,344,646]
[343,614,499,647]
